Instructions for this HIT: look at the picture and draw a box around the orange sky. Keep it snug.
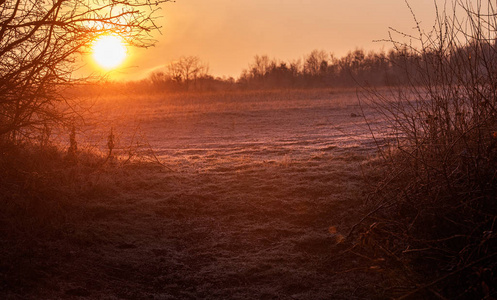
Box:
[83,0,439,81]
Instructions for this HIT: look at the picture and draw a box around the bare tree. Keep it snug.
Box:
[0,0,170,141]
[304,49,328,77]
[167,56,209,89]
[249,55,273,78]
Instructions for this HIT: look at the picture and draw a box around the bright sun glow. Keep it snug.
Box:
[92,35,127,70]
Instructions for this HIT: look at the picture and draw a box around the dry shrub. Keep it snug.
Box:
[353,1,497,298]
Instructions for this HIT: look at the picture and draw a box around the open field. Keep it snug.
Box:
[84,88,389,166]
[1,89,391,299]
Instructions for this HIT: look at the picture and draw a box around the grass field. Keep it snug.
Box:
[1,88,392,299]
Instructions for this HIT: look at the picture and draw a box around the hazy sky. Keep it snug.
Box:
[87,0,439,80]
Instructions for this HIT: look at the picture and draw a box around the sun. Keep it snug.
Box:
[92,35,127,70]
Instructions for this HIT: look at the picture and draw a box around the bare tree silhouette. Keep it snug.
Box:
[0,0,170,141]
[167,56,209,90]
[304,49,328,77]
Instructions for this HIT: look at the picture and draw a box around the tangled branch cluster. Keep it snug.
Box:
[0,0,169,140]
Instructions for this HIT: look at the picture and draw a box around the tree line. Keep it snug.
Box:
[145,47,429,92]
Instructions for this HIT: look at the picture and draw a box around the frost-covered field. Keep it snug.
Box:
[10,89,390,299]
[86,88,387,170]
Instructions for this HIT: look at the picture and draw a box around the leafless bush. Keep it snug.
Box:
[356,1,497,298]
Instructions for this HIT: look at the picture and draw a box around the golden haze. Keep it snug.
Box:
[82,0,441,81]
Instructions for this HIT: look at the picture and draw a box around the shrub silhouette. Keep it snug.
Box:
[355,1,497,298]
